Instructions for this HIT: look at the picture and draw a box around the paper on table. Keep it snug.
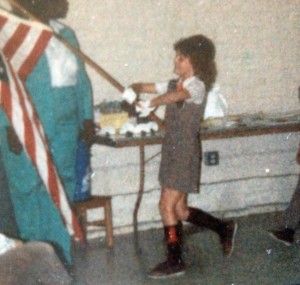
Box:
[204,85,228,120]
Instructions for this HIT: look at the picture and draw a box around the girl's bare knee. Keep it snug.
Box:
[175,207,189,220]
[159,199,174,216]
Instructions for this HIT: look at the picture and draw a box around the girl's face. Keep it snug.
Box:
[173,51,194,79]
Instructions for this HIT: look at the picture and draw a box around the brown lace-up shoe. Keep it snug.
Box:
[219,220,238,258]
[268,228,294,246]
[148,259,186,279]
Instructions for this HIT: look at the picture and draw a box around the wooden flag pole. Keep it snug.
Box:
[8,0,164,129]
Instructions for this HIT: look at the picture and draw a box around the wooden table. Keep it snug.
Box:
[95,119,300,241]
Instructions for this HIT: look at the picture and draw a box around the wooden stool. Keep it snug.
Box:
[73,195,113,248]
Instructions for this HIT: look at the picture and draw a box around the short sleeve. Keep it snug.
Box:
[183,77,205,104]
[155,81,168,95]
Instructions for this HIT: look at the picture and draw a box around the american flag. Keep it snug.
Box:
[0,8,84,241]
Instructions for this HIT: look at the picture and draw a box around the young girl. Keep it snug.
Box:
[123,34,237,279]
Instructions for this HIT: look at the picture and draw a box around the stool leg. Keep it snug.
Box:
[104,199,114,248]
[79,210,88,244]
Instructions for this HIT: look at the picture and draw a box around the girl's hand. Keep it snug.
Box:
[135,100,155,117]
[122,88,137,104]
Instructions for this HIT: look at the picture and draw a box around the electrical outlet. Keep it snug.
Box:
[204,151,219,166]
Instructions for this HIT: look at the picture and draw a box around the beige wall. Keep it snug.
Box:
[65,0,299,114]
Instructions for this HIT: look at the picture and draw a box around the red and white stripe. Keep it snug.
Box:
[0,9,83,241]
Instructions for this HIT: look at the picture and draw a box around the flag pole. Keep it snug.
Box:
[8,0,165,129]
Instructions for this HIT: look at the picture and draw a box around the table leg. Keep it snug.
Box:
[133,144,145,245]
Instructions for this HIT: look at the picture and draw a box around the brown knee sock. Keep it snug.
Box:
[186,207,225,235]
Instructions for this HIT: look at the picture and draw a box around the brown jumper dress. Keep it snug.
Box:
[158,79,206,193]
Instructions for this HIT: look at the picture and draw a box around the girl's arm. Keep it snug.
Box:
[131,82,157,94]
[150,89,190,107]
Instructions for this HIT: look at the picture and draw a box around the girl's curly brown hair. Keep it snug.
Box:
[174,34,217,93]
